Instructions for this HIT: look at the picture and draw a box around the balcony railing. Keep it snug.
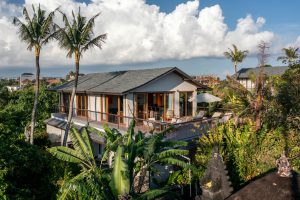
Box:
[54,106,223,136]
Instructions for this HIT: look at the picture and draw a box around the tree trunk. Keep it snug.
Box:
[29,47,41,145]
[62,51,80,146]
[254,63,264,131]
[234,62,238,80]
[136,167,148,194]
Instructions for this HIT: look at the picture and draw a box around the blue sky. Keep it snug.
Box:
[1,0,300,78]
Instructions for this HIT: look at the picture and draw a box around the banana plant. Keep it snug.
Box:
[48,127,113,199]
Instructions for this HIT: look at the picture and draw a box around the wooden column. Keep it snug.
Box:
[76,94,79,116]
[146,93,148,119]
[118,96,120,126]
[85,95,88,118]
[100,95,103,121]
[106,96,109,122]
[163,93,166,120]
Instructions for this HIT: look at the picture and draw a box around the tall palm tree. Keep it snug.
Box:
[13,5,57,144]
[224,44,249,80]
[55,9,107,146]
[277,46,299,65]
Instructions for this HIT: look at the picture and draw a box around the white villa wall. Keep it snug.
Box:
[238,79,255,90]
[47,125,71,144]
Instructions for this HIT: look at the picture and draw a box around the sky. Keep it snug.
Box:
[1,0,300,79]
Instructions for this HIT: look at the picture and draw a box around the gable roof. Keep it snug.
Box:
[49,67,207,94]
[236,66,288,79]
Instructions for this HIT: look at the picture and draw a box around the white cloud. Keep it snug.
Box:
[0,0,275,68]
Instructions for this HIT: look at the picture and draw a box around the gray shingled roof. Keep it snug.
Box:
[237,66,288,79]
[44,118,105,143]
[50,67,205,94]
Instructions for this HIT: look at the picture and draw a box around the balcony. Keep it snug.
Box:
[50,106,226,142]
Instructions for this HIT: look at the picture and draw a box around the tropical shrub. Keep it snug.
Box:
[0,134,71,200]
[49,122,191,199]
[195,120,300,189]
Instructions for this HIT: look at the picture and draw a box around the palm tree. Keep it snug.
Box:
[224,44,249,80]
[13,5,57,144]
[55,9,107,146]
[277,47,299,65]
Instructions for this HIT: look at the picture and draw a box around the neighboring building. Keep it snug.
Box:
[193,75,220,88]
[42,77,63,86]
[20,73,34,86]
[6,86,21,92]
[236,66,288,90]
[45,67,207,151]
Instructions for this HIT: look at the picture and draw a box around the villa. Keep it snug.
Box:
[236,66,288,90]
[45,67,208,151]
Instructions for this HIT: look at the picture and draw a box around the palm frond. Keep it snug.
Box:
[111,146,130,196]
[158,149,188,159]
[160,158,191,169]
[48,146,86,164]
[70,127,95,166]
[80,33,107,53]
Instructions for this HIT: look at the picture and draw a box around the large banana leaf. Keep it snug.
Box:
[111,146,130,196]
[48,146,86,165]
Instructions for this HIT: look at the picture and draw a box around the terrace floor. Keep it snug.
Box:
[50,112,216,141]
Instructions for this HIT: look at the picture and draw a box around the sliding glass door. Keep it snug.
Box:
[76,94,88,117]
[179,92,193,117]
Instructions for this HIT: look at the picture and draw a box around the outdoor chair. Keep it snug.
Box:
[171,118,178,124]
[166,110,174,120]
[148,118,160,131]
[194,110,206,120]
[172,118,184,129]
[211,112,222,118]
[219,112,233,123]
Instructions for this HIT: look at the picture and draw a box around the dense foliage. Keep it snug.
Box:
[0,82,77,199]
[49,122,191,199]
[196,51,300,191]
[196,120,300,189]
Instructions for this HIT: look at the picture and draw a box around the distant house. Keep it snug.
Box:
[236,66,288,90]
[42,77,63,86]
[193,74,220,88]
[45,67,207,149]
[20,73,34,86]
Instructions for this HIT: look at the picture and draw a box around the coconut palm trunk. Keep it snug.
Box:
[29,47,41,144]
[234,61,238,80]
[63,51,80,146]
